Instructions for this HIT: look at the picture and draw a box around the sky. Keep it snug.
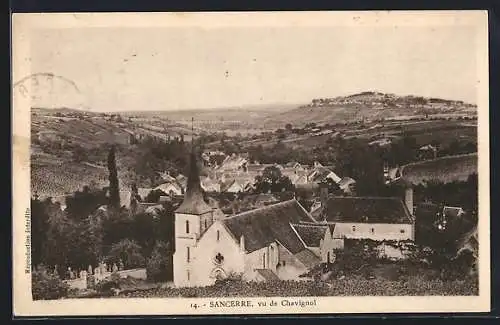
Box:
[29,25,478,112]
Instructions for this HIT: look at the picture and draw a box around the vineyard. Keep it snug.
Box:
[31,158,109,198]
[115,276,478,298]
[402,153,477,185]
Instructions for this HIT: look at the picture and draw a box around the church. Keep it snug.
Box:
[173,147,415,287]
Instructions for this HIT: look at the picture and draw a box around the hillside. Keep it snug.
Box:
[265,92,477,127]
[401,153,477,185]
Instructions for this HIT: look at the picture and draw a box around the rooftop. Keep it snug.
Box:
[223,199,316,254]
[315,196,414,224]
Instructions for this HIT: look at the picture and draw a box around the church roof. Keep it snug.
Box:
[294,249,321,269]
[291,223,328,247]
[175,148,213,215]
[222,199,316,254]
[315,196,413,224]
[255,269,280,281]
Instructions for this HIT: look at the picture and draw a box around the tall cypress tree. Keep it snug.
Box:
[107,144,120,210]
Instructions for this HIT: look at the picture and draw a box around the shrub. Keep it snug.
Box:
[146,241,173,282]
[32,267,69,300]
[107,239,145,269]
[94,273,121,297]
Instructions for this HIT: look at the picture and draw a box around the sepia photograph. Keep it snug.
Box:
[12,11,490,316]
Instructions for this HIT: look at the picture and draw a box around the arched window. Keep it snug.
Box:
[186,247,190,262]
[400,229,405,233]
[262,253,266,268]
[327,251,331,264]
[371,228,375,234]
[352,226,356,232]
[204,219,208,229]
[216,230,220,241]
[185,220,190,234]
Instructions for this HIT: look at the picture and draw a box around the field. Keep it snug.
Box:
[401,153,477,185]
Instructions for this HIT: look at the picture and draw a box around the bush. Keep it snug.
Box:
[107,239,145,269]
[146,241,173,282]
[32,267,69,300]
[94,273,121,297]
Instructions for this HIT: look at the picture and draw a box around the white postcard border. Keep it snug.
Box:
[12,10,491,316]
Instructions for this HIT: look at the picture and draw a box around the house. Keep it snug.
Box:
[310,187,415,242]
[307,166,341,184]
[368,138,392,147]
[200,176,220,193]
[337,177,356,194]
[290,223,342,263]
[218,154,248,173]
[155,181,183,196]
[443,206,465,219]
[418,144,438,160]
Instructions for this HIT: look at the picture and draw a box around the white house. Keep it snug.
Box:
[155,181,183,196]
[311,192,416,242]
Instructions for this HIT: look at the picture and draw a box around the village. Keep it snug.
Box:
[30,128,479,298]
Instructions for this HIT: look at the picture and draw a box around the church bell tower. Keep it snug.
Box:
[173,141,215,287]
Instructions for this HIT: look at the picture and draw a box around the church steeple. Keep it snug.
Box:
[175,137,212,215]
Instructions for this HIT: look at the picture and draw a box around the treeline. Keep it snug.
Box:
[31,145,176,283]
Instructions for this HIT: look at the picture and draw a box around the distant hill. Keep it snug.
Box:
[264,92,477,127]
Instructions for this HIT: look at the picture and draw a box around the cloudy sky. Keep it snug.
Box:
[30,25,478,112]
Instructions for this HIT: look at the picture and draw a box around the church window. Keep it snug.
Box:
[187,247,190,262]
[352,226,356,232]
[262,253,266,268]
[216,230,220,241]
[204,219,208,229]
[400,229,405,234]
[185,220,190,234]
[371,228,375,234]
[214,253,224,265]
[187,270,190,281]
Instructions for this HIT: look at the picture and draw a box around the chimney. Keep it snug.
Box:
[240,235,245,252]
[404,186,414,216]
[320,185,329,210]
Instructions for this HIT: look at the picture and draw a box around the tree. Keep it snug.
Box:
[254,166,294,193]
[32,265,69,300]
[31,198,51,268]
[146,241,173,282]
[107,239,145,269]
[107,145,120,210]
[65,187,108,221]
